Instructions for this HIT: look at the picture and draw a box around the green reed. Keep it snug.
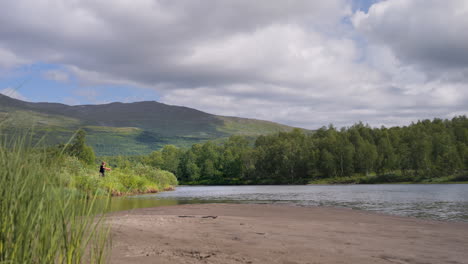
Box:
[0,135,110,263]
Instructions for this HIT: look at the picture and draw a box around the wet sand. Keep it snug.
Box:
[109,204,468,264]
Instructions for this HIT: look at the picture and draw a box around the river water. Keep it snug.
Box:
[110,184,468,222]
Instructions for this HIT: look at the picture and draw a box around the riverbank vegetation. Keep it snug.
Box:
[0,129,178,263]
[56,129,178,195]
[125,116,467,185]
[0,135,109,263]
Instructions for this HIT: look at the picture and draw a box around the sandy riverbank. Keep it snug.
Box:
[108,204,468,264]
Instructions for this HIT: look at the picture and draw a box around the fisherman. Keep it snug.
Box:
[99,162,111,177]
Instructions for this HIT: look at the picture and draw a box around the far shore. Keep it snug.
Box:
[306,181,468,185]
[108,203,468,264]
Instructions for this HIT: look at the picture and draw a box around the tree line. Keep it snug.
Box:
[119,116,468,184]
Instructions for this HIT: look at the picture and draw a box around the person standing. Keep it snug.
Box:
[99,162,111,177]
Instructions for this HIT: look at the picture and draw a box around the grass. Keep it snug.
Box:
[62,156,178,196]
[0,135,110,263]
[0,109,80,128]
[84,126,141,134]
[217,116,296,135]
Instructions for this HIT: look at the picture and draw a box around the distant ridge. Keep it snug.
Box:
[0,94,300,155]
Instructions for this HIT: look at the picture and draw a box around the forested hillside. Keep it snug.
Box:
[122,116,468,184]
[0,94,296,155]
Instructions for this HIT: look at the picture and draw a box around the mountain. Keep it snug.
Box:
[0,94,299,155]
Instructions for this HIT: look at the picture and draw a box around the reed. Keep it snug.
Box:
[0,134,110,263]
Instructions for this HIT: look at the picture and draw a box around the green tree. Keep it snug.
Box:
[375,129,396,174]
[160,145,181,174]
[146,150,164,168]
[197,142,222,183]
[319,149,336,177]
[178,149,200,183]
[65,129,96,165]
[408,129,432,177]
[221,136,250,184]
[336,132,354,176]
[140,116,468,185]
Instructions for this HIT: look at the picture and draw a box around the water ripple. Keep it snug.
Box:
[116,184,468,222]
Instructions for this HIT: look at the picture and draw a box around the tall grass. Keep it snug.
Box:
[0,135,110,263]
[61,157,178,196]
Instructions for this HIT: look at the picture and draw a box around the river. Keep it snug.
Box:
[110,184,468,222]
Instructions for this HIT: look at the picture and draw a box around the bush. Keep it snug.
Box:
[133,164,178,189]
[58,156,178,196]
[358,173,414,184]
[452,171,468,182]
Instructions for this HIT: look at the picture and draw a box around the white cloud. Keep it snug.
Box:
[0,87,27,101]
[0,47,29,68]
[0,0,467,128]
[352,0,468,72]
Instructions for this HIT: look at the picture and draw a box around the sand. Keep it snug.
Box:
[108,204,468,264]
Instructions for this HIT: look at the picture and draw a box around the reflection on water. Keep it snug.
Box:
[109,197,180,212]
[110,184,468,222]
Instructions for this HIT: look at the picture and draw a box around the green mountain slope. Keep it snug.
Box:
[0,94,298,155]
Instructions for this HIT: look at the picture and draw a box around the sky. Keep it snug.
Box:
[0,0,467,129]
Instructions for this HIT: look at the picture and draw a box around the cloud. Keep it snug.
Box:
[352,0,468,73]
[42,69,69,82]
[0,47,29,69]
[0,87,27,100]
[0,0,467,128]
[0,0,350,87]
